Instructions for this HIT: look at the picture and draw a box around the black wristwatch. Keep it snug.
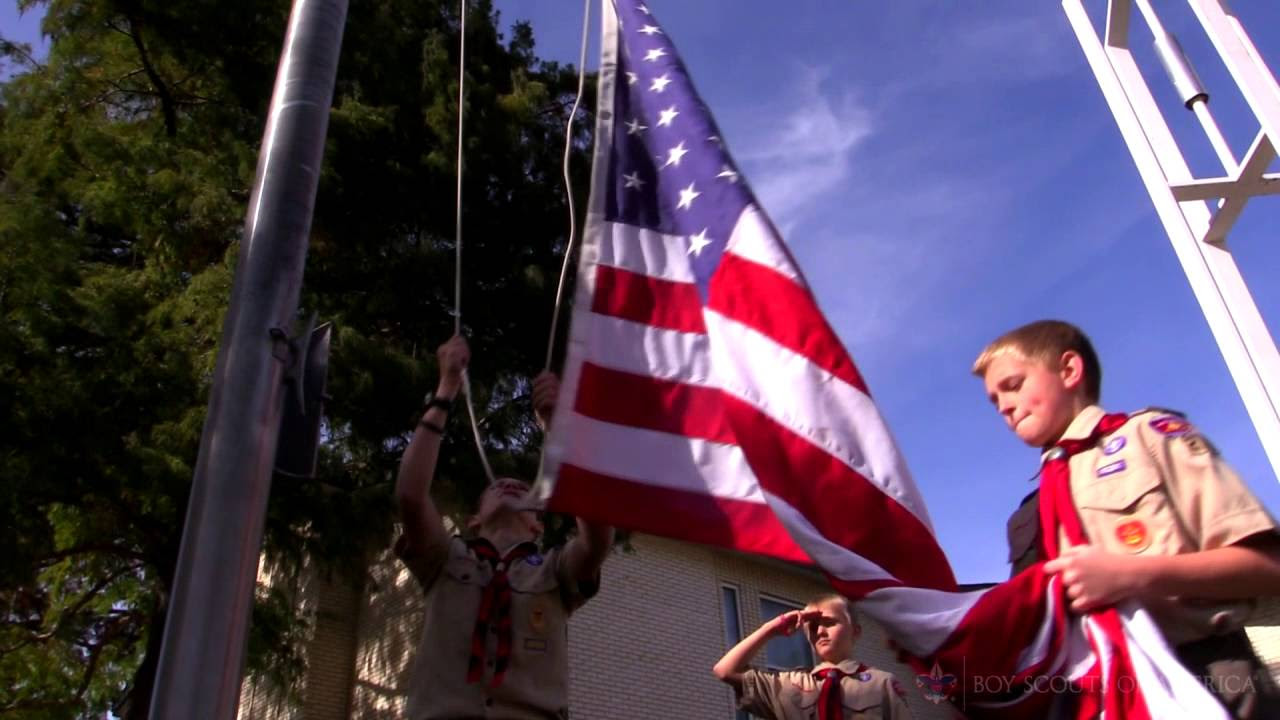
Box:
[422,391,456,415]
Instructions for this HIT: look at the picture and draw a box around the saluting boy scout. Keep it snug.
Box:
[713,593,913,719]
[975,319,1280,718]
[394,334,613,719]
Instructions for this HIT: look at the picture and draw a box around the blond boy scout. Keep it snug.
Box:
[395,335,612,719]
[713,594,912,720]
[977,319,1280,718]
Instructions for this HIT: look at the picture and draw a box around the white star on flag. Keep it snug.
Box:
[622,171,645,190]
[649,74,672,93]
[676,182,700,210]
[656,106,679,127]
[687,228,712,256]
[639,25,662,35]
[643,48,667,62]
[716,165,739,183]
[625,71,638,85]
[625,117,647,135]
[662,141,689,168]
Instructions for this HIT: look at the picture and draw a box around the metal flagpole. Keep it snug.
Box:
[1061,0,1280,482]
[148,0,348,716]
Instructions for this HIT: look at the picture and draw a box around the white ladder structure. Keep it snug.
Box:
[1062,0,1280,481]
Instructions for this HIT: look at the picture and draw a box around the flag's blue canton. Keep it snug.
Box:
[604,1,757,293]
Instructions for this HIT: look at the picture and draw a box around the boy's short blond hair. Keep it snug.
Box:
[972,320,1102,403]
[807,593,858,626]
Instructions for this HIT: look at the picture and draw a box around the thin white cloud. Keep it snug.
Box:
[732,65,873,230]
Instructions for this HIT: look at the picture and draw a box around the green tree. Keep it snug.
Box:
[0,0,592,715]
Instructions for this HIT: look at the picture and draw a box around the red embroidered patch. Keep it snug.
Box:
[1115,518,1150,552]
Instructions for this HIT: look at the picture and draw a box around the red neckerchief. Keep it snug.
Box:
[813,662,864,720]
[1038,412,1150,720]
[464,537,537,688]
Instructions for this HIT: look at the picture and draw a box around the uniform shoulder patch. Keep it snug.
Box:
[1149,415,1193,437]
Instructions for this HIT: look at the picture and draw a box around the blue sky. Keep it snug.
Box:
[5,1,1280,584]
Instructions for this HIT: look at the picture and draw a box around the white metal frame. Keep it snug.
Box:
[1062,0,1280,482]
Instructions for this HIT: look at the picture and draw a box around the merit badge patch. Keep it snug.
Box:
[524,553,544,566]
[1103,436,1126,455]
[529,604,548,634]
[1097,459,1127,477]
[1150,416,1191,436]
[1115,518,1151,553]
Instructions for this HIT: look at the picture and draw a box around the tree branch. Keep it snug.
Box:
[0,562,142,653]
[114,15,179,137]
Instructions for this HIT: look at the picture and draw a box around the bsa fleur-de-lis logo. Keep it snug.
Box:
[915,661,957,704]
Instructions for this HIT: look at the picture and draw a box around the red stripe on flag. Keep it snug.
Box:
[709,254,868,395]
[722,394,957,591]
[592,264,706,333]
[548,464,811,565]
[575,363,736,445]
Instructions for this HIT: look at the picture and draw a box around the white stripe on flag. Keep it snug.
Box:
[594,222,696,284]
[582,314,710,383]
[765,493,897,584]
[857,585,989,656]
[723,205,804,285]
[559,413,766,502]
[1119,602,1230,719]
[704,306,935,531]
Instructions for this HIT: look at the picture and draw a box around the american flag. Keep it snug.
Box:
[537,2,1226,717]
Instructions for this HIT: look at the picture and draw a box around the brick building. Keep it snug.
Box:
[240,533,1280,719]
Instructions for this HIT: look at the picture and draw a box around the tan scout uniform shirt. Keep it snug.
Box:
[395,523,596,720]
[737,660,913,720]
[1005,405,1278,645]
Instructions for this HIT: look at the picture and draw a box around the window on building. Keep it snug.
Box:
[720,585,752,720]
[722,585,743,647]
[759,596,813,670]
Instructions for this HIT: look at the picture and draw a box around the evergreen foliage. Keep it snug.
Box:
[0,0,591,715]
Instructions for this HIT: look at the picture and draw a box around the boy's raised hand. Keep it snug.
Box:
[436,335,469,396]
[772,609,823,637]
[532,371,560,429]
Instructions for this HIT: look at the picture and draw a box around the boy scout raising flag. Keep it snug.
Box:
[394,335,612,718]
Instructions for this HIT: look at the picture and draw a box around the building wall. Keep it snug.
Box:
[566,534,954,719]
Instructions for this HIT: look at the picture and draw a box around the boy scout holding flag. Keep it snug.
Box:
[977,319,1280,718]
[394,335,612,719]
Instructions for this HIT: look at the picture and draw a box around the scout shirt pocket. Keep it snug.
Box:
[505,554,570,705]
[1072,453,1178,556]
[506,553,562,650]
